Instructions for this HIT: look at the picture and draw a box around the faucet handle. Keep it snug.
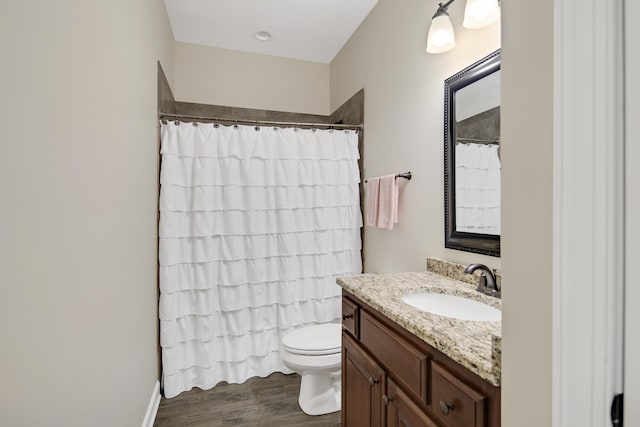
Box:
[492,269,500,291]
[476,273,488,293]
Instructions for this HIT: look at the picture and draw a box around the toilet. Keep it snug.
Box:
[281,323,342,415]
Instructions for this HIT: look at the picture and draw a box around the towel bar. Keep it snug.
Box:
[365,171,412,183]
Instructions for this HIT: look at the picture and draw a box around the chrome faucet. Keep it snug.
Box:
[464,264,500,298]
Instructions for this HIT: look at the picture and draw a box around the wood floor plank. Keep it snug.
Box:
[153,373,340,427]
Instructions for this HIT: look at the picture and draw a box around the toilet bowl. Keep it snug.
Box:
[281,323,342,415]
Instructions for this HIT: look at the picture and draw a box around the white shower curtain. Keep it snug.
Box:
[455,142,501,235]
[159,121,362,398]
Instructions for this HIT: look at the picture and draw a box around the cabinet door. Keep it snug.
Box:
[342,333,385,427]
[386,380,439,427]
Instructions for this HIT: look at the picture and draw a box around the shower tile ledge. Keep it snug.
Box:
[337,271,502,386]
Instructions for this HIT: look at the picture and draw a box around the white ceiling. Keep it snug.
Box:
[163,0,380,64]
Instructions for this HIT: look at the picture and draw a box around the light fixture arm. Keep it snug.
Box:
[432,0,456,19]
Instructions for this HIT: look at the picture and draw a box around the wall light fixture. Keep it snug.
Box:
[426,0,500,54]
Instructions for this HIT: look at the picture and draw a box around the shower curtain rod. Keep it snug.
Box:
[456,137,500,144]
[159,112,362,131]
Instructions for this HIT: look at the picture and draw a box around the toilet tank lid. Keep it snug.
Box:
[282,323,341,352]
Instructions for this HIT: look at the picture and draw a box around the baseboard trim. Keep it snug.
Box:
[142,380,161,427]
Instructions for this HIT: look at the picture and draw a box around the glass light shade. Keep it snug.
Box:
[463,0,500,29]
[426,15,456,54]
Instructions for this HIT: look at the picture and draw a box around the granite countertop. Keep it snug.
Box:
[336,271,502,386]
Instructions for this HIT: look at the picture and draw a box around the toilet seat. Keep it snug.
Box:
[282,323,341,356]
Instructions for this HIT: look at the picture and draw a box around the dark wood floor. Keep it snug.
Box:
[154,373,341,427]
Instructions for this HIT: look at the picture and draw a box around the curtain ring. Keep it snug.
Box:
[213,122,220,128]
[174,120,180,125]
[161,119,168,125]
[192,121,198,126]
[255,125,260,131]
[234,120,239,130]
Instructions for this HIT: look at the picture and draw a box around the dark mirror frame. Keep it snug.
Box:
[444,49,501,257]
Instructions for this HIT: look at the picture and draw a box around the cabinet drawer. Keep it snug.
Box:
[360,310,429,404]
[342,297,359,338]
[431,362,487,427]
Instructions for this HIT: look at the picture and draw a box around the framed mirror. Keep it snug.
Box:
[444,50,501,257]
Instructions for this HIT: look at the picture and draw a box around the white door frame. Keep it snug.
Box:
[552,0,625,426]
[624,0,639,422]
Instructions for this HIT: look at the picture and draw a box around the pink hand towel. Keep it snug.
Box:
[377,175,398,230]
[365,177,381,227]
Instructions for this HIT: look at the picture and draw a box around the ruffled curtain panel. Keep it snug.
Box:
[159,122,362,398]
[455,142,501,235]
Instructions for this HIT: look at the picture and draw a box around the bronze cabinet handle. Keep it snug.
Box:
[342,313,354,320]
[439,401,454,415]
[367,377,379,386]
[383,395,392,406]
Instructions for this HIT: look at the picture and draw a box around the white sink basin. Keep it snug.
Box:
[401,292,501,322]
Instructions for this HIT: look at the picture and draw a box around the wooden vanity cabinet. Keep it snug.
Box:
[341,292,500,427]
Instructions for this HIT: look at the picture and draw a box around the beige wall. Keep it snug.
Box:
[330,0,501,273]
[501,0,553,425]
[0,1,174,426]
[332,0,554,424]
[174,42,330,115]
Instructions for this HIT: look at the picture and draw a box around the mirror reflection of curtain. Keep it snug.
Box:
[455,142,501,235]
